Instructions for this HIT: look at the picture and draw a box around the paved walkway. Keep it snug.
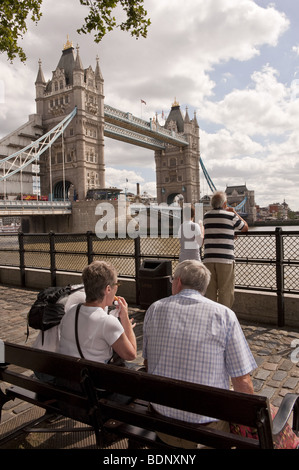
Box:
[0,284,299,449]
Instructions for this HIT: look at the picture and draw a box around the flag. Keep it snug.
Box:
[141,99,146,105]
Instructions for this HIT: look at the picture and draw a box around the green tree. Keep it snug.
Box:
[0,0,151,62]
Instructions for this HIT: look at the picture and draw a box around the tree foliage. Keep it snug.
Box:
[0,0,151,62]
[0,0,42,62]
[78,0,151,42]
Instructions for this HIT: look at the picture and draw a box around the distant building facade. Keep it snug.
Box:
[155,100,200,205]
[225,184,256,225]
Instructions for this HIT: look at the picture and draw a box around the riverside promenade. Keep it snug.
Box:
[0,283,299,450]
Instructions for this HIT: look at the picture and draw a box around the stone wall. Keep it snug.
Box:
[1,266,298,329]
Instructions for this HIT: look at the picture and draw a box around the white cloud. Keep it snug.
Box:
[292,45,299,56]
[201,65,299,137]
[0,0,298,210]
[201,129,263,161]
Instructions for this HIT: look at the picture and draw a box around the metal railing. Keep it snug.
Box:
[0,228,298,326]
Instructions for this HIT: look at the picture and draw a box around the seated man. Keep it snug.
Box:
[142,259,257,448]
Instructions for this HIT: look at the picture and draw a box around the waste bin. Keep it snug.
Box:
[138,259,172,309]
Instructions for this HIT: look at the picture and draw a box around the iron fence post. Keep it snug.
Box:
[275,227,285,327]
[49,231,56,287]
[86,231,93,265]
[134,236,141,305]
[18,232,25,287]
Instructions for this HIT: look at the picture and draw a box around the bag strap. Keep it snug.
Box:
[75,303,84,359]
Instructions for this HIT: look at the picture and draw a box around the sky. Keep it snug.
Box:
[0,0,299,210]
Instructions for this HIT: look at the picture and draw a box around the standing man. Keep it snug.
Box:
[143,260,256,448]
[203,190,248,308]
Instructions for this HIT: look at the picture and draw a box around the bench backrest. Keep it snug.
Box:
[1,342,273,448]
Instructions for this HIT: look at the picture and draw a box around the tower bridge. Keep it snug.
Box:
[0,39,255,231]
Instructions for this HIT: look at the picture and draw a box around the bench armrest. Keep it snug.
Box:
[272,393,299,436]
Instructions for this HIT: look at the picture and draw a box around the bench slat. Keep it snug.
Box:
[2,341,289,449]
[100,399,260,449]
[0,369,90,412]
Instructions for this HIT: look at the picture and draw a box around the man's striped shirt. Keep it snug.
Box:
[203,209,245,264]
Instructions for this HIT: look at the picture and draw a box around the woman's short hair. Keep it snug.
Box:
[174,260,211,295]
[82,260,117,302]
[182,204,195,220]
[211,191,227,209]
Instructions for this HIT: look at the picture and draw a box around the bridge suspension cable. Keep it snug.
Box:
[199,157,247,213]
[0,107,77,183]
[232,196,247,212]
[199,157,217,193]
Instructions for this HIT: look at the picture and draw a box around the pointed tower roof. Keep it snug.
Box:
[193,110,199,128]
[35,59,46,84]
[184,106,190,123]
[165,98,184,133]
[74,45,84,71]
[95,55,104,81]
[56,37,76,85]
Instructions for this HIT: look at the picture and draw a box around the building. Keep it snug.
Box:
[225,184,256,225]
[0,37,105,202]
[155,101,200,205]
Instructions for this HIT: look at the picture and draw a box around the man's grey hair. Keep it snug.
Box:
[82,260,117,302]
[211,191,227,209]
[174,260,211,295]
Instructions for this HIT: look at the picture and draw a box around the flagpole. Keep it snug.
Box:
[140,99,146,119]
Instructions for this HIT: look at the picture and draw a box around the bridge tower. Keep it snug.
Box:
[35,37,105,201]
[155,100,200,205]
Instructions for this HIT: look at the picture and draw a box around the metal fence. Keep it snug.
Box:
[0,228,298,325]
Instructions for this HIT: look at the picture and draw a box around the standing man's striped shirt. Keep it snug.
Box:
[203,209,245,264]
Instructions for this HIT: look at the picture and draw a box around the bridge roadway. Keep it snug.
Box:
[104,104,189,150]
[0,284,298,449]
[0,200,71,216]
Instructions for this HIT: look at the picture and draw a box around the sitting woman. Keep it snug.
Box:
[58,260,136,364]
[56,261,137,407]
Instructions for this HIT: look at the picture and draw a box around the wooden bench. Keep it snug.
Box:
[1,341,299,449]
